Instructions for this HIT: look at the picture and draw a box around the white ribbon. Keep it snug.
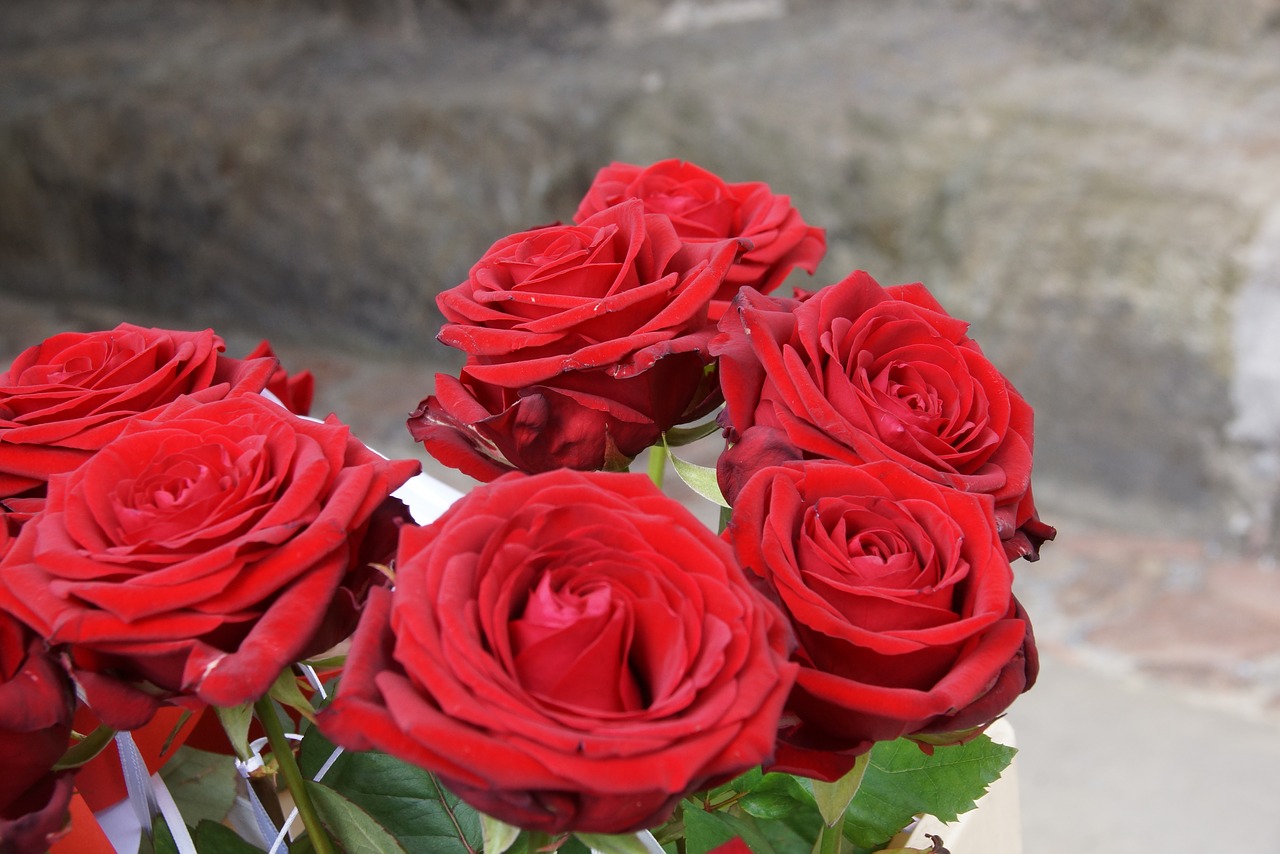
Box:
[114,732,157,837]
[236,734,304,853]
[110,731,197,854]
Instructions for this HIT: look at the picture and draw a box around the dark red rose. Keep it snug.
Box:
[714,271,1055,561]
[728,460,1037,782]
[0,773,73,854]
[0,611,76,853]
[409,199,742,481]
[0,324,276,499]
[0,394,419,729]
[574,159,826,319]
[319,469,796,834]
[246,340,315,416]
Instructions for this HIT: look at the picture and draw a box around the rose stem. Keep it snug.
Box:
[253,696,337,854]
[647,443,667,489]
[814,752,869,854]
[817,821,843,854]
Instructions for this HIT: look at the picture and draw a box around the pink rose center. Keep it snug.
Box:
[509,570,648,714]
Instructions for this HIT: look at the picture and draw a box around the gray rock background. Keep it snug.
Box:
[4,0,1280,550]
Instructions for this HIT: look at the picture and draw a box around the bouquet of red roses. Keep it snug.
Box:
[0,159,1052,854]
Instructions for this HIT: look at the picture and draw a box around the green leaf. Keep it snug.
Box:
[54,724,115,770]
[681,800,788,854]
[681,804,744,854]
[678,773,818,854]
[842,735,1016,849]
[150,813,180,854]
[558,835,595,854]
[193,820,265,854]
[663,420,721,447]
[306,780,411,853]
[160,710,195,757]
[813,753,869,827]
[301,654,348,671]
[268,668,318,724]
[214,702,255,761]
[481,813,522,854]
[158,746,240,828]
[574,832,654,854]
[298,728,483,853]
[728,766,766,792]
[738,773,819,824]
[663,438,729,508]
[747,818,815,854]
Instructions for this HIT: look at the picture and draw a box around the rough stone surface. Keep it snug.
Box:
[5,0,1280,548]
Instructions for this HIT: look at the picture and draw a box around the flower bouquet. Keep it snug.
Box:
[0,158,1053,854]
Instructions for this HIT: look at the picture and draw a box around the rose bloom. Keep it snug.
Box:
[714,271,1055,561]
[574,159,827,319]
[0,394,419,729]
[0,324,276,499]
[246,339,315,416]
[728,460,1037,782]
[319,469,796,834]
[0,611,77,853]
[410,198,741,481]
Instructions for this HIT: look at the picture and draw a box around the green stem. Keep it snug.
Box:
[717,504,733,535]
[647,443,667,489]
[254,697,336,854]
[817,821,843,854]
[812,752,870,854]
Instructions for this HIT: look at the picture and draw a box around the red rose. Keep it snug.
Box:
[319,469,796,834]
[0,324,276,499]
[409,199,742,481]
[713,271,1055,561]
[0,772,72,854]
[246,340,315,416]
[0,394,419,729]
[728,461,1037,782]
[0,611,76,853]
[574,159,826,319]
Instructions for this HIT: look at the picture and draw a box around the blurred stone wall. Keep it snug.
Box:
[3,0,1280,547]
